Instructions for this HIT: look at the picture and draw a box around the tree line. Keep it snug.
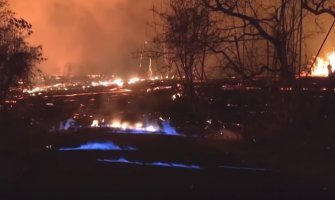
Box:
[146,0,335,97]
[1,0,335,101]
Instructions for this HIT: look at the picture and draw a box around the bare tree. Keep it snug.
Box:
[150,0,217,98]
[303,0,335,17]
[0,0,43,102]
[200,0,304,82]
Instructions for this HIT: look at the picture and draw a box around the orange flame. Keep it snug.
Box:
[310,51,335,77]
[90,118,160,133]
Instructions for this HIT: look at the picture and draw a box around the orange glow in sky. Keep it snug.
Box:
[11,0,154,76]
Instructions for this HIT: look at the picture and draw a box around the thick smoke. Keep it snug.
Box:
[11,0,154,76]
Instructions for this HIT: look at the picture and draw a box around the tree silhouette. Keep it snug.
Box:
[151,0,217,98]
[0,0,43,102]
[200,0,304,81]
[303,0,335,17]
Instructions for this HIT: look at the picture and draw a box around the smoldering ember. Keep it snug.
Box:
[2,0,335,199]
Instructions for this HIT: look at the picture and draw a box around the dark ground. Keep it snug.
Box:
[3,133,333,200]
[1,78,335,199]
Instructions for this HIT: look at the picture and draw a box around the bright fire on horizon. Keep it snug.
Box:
[309,51,335,77]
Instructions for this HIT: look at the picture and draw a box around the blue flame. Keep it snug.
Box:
[161,120,178,135]
[59,142,136,151]
[89,118,181,136]
[58,118,76,131]
[97,158,202,170]
[151,162,201,169]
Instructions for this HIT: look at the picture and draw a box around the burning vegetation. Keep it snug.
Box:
[307,50,335,77]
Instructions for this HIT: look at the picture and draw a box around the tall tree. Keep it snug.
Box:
[0,0,43,102]
[200,0,304,81]
[151,0,217,98]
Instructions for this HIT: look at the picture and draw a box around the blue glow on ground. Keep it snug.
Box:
[152,162,201,169]
[112,129,183,136]
[88,119,183,136]
[161,120,178,135]
[97,158,202,170]
[59,142,136,151]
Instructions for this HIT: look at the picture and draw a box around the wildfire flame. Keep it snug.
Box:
[89,117,179,135]
[91,118,160,133]
[91,78,124,87]
[309,51,335,77]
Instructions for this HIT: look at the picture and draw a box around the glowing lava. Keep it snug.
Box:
[23,74,176,96]
[91,78,124,87]
[128,77,141,84]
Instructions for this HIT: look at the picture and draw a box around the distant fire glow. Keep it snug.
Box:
[23,76,166,96]
[309,51,335,77]
[90,78,124,87]
[128,77,141,84]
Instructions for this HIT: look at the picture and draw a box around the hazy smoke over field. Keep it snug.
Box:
[11,0,155,76]
[9,0,335,76]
